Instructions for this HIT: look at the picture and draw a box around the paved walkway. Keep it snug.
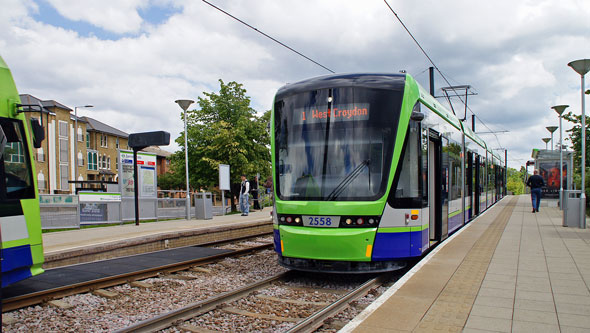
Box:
[343,195,590,332]
[42,207,272,255]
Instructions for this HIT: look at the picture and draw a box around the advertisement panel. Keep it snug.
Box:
[119,150,157,198]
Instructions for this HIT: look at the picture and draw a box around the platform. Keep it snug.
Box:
[41,208,272,268]
[343,195,590,332]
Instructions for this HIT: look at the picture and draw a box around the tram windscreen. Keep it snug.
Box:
[274,87,402,201]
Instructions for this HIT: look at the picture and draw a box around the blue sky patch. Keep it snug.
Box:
[31,0,181,40]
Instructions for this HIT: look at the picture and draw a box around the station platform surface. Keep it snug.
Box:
[343,195,590,332]
[42,207,272,256]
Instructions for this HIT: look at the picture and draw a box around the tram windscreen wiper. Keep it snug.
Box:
[326,159,370,201]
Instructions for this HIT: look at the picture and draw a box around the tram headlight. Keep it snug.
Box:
[286,216,292,223]
[294,217,301,224]
[341,216,379,228]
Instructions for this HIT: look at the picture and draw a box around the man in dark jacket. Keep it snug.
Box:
[526,170,545,213]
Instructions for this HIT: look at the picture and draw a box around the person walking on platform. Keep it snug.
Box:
[252,176,261,210]
[239,174,250,216]
[526,170,545,213]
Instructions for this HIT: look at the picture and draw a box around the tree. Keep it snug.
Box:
[173,79,271,212]
[562,111,590,199]
[506,166,526,195]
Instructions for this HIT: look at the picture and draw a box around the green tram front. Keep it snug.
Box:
[272,73,416,273]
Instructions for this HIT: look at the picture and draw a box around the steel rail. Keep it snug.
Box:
[2,243,273,312]
[286,273,392,333]
[115,271,294,333]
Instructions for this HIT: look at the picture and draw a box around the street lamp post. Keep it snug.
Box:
[74,105,93,193]
[568,59,590,229]
[542,138,551,150]
[175,99,195,220]
[546,126,558,151]
[552,105,569,210]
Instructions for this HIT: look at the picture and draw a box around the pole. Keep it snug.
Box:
[559,115,563,210]
[133,149,140,226]
[581,74,587,229]
[429,66,435,96]
[74,107,78,194]
[221,190,226,216]
[551,132,554,151]
[184,108,190,220]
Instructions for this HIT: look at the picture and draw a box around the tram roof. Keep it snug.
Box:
[276,73,406,96]
[416,82,462,130]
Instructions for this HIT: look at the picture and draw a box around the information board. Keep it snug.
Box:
[119,150,157,198]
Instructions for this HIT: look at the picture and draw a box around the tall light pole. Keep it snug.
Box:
[568,59,590,229]
[175,99,194,220]
[546,126,558,151]
[552,105,569,210]
[542,138,551,150]
[74,105,93,193]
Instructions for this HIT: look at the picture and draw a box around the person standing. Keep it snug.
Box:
[526,170,545,213]
[252,176,261,210]
[239,174,250,216]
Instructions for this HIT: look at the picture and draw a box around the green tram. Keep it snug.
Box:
[1,55,45,287]
[271,73,505,273]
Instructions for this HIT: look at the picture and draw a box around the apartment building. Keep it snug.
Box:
[18,94,130,194]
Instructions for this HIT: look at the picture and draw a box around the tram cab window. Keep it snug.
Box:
[0,117,35,201]
[391,116,428,208]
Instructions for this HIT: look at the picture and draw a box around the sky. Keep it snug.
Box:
[1,0,589,170]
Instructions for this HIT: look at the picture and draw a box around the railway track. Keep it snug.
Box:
[116,271,395,333]
[2,237,274,312]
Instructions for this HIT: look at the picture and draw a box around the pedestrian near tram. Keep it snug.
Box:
[239,174,250,216]
[526,170,545,213]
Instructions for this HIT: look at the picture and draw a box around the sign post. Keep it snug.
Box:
[219,164,230,215]
[128,131,170,225]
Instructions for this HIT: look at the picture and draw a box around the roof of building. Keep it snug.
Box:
[141,146,173,158]
[81,116,129,138]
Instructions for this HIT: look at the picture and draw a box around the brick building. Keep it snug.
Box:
[18,94,172,194]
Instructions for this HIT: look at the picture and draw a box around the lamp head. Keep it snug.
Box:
[551,105,569,115]
[568,59,590,76]
[542,138,551,143]
[546,126,558,133]
[175,99,194,111]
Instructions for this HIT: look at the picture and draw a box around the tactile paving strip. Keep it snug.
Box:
[414,197,517,332]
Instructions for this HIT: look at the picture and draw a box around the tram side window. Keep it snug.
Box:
[0,117,35,201]
[391,120,427,208]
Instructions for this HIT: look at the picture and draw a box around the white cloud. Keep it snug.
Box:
[0,0,589,168]
[46,0,145,34]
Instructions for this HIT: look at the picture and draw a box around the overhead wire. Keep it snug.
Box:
[201,0,335,74]
[382,0,506,150]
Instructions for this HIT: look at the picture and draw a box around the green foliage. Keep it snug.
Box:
[561,111,590,199]
[506,166,526,195]
[167,80,271,205]
[157,171,184,190]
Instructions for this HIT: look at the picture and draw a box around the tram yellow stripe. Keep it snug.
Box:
[281,240,284,252]
[366,244,373,257]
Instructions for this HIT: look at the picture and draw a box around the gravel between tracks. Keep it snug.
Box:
[3,245,287,332]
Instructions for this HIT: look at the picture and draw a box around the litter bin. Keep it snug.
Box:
[194,192,213,220]
[563,190,583,227]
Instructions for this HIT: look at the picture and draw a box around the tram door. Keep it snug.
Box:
[428,131,448,244]
[466,151,474,220]
[474,155,481,216]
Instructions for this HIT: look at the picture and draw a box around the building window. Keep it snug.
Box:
[77,127,83,142]
[116,138,119,149]
[37,171,46,191]
[59,121,68,137]
[107,156,111,170]
[101,134,108,148]
[86,132,90,148]
[87,150,97,170]
[116,156,119,170]
[77,151,84,166]
[60,164,68,190]
[37,147,45,162]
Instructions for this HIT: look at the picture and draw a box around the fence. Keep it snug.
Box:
[39,189,275,230]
